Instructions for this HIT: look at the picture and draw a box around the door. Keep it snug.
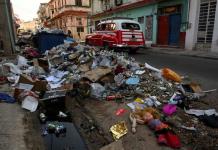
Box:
[145,15,153,41]
[157,16,169,45]
[169,14,181,45]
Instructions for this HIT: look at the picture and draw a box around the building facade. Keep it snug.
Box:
[90,0,189,47]
[19,19,38,32]
[0,0,16,54]
[44,0,91,40]
[185,0,218,52]
[37,3,49,27]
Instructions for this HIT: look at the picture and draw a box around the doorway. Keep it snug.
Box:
[157,5,182,46]
[169,14,181,45]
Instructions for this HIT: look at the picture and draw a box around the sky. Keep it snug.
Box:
[11,0,49,21]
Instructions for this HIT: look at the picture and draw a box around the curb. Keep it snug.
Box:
[180,53,218,60]
[145,49,218,60]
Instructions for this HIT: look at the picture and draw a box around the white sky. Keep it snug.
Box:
[11,0,49,21]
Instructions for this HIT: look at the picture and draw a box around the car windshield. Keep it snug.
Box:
[121,23,140,30]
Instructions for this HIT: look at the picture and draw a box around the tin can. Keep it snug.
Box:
[106,95,116,101]
[55,125,66,135]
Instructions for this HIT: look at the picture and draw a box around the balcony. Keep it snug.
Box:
[52,5,91,17]
[91,0,147,15]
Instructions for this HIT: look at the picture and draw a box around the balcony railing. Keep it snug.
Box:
[52,5,91,17]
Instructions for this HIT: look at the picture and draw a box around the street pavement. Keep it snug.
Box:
[131,50,218,90]
[0,84,28,150]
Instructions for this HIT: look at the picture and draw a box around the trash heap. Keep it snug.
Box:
[0,40,217,149]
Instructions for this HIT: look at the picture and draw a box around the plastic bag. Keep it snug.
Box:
[3,63,22,74]
[114,73,125,86]
[0,92,16,103]
[125,77,139,85]
[99,57,111,67]
[90,83,105,98]
[145,63,161,72]
[17,55,28,67]
[161,68,182,83]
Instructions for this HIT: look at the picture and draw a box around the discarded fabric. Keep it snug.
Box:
[0,93,16,103]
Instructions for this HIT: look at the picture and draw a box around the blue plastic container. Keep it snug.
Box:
[36,32,66,53]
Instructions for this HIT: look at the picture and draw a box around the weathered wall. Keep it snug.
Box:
[212,2,218,52]
[0,0,15,54]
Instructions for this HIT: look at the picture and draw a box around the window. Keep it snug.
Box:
[158,5,181,15]
[97,24,106,31]
[138,16,144,24]
[115,0,123,6]
[95,20,100,29]
[121,23,140,30]
[76,17,82,25]
[197,0,217,43]
[96,25,101,31]
[75,0,82,6]
[0,40,3,50]
[58,0,60,8]
[77,27,84,32]
[106,23,116,30]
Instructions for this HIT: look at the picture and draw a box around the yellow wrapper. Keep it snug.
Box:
[134,97,144,104]
[110,121,128,141]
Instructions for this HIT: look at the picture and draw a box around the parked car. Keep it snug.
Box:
[85,18,145,53]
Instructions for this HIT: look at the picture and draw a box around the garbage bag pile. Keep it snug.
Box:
[1,41,217,149]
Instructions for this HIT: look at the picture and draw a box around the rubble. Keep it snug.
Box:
[1,38,218,149]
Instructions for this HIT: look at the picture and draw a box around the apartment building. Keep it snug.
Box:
[90,0,189,47]
[47,0,91,40]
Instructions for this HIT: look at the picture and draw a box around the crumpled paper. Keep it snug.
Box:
[110,121,128,141]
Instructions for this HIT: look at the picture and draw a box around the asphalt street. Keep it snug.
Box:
[130,51,218,90]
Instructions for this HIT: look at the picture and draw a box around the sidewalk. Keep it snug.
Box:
[146,47,218,60]
[0,84,28,150]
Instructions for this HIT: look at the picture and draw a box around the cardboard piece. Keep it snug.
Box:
[181,82,202,94]
[83,67,112,82]
[14,74,48,99]
[38,58,49,72]
[18,74,47,91]
[189,83,202,93]
[49,55,62,66]
[79,63,91,72]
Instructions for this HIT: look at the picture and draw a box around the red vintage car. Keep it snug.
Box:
[85,18,145,53]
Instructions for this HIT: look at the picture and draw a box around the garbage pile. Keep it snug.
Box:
[0,40,217,149]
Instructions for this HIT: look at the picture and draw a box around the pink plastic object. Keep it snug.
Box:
[115,108,126,116]
[163,104,177,116]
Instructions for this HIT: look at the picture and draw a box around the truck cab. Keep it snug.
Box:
[85,18,145,52]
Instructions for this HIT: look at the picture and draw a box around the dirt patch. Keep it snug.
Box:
[172,91,218,150]
[66,96,111,150]
[66,95,173,150]
[64,91,218,150]
[23,112,46,150]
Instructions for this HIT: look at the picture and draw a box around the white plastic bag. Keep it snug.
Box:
[17,55,28,67]
[145,63,161,72]
[3,63,21,74]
